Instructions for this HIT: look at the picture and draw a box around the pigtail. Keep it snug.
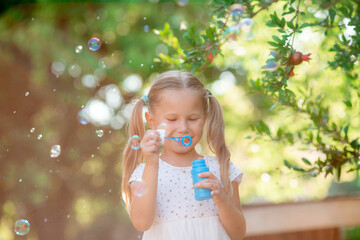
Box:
[121,98,147,212]
[206,95,232,196]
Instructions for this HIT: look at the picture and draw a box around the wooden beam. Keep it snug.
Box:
[243,196,360,236]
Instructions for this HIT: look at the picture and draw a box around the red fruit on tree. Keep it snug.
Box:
[290,51,311,65]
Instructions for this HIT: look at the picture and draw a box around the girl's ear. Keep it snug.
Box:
[145,111,155,130]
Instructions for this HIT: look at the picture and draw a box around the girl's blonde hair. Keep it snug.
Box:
[121,70,232,210]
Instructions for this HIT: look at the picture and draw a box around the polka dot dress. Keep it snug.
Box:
[129,155,243,240]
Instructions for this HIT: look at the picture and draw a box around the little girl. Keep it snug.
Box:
[121,70,246,240]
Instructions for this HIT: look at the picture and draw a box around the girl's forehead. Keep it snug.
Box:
[155,89,204,114]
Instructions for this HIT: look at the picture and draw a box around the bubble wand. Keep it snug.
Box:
[164,135,192,147]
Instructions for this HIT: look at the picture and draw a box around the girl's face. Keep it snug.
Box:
[146,89,207,154]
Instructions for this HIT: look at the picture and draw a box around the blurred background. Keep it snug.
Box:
[0,0,359,239]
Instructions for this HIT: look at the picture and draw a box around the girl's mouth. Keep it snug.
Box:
[183,138,191,144]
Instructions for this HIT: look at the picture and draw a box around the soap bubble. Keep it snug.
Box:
[129,135,141,150]
[223,24,241,41]
[75,45,83,53]
[240,18,255,41]
[264,60,278,72]
[143,25,149,32]
[14,219,30,236]
[177,0,188,6]
[30,128,35,133]
[96,129,104,138]
[50,145,61,158]
[37,134,43,140]
[131,179,147,197]
[25,92,29,96]
[230,4,245,23]
[88,37,101,51]
[77,109,90,125]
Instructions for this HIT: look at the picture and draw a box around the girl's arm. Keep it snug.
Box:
[195,173,246,240]
[216,181,246,240]
[129,131,161,232]
[130,160,159,231]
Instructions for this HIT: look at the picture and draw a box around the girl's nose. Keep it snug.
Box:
[177,120,189,133]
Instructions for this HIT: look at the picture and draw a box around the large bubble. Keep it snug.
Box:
[240,18,255,41]
[129,135,141,150]
[50,145,61,158]
[14,219,30,236]
[88,37,101,51]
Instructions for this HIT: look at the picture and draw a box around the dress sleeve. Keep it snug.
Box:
[128,163,146,184]
[229,161,243,184]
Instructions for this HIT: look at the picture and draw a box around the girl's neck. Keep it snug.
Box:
[160,150,203,167]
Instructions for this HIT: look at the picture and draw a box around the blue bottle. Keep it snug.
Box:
[191,159,213,201]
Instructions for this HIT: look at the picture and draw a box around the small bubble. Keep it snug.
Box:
[96,16,100,20]
[19,179,23,183]
[75,45,83,53]
[53,89,56,92]
[140,63,144,67]
[14,219,30,236]
[13,110,16,114]
[96,130,104,138]
[177,0,188,6]
[37,134,43,140]
[144,17,146,20]
[25,92,29,96]
[143,25,149,32]
[30,128,35,133]
[50,145,61,158]
[44,218,48,222]
[108,189,112,193]
[77,109,90,125]
[129,60,132,63]
[49,169,52,173]
[91,154,95,158]
[88,37,101,51]
[131,179,148,197]
[67,214,70,219]
[129,135,141,150]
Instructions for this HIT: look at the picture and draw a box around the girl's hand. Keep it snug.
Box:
[195,172,231,206]
[140,130,161,164]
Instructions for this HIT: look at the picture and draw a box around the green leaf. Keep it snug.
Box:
[343,100,352,108]
[272,35,282,43]
[329,8,336,24]
[302,158,312,166]
[267,41,278,47]
[350,138,359,150]
[344,124,350,141]
[284,160,305,172]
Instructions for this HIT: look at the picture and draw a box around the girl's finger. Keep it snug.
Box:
[198,171,217,180]
[195,181,216,190]
[211,190,219,196]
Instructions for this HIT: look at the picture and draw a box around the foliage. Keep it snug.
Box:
[155,0,360,181]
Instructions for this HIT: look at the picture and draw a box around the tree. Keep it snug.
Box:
[154,0,360,181]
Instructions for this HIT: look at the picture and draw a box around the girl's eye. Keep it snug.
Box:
[167,119,176,121]
[189,119,198,121]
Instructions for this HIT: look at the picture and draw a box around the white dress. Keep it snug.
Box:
[129,155,243,240]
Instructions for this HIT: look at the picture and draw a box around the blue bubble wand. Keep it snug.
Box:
[164,135,192,147]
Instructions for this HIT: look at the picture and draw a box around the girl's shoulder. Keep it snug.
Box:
[204,155,243,183]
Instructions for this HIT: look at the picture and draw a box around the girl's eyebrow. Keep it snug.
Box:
[164,113,202,117]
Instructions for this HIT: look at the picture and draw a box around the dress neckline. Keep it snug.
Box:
[159,155,206,169]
